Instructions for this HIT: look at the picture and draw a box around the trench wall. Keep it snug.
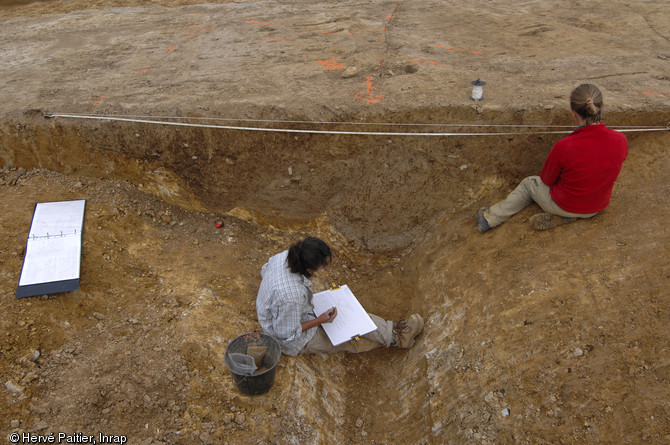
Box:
[3,107,663,252]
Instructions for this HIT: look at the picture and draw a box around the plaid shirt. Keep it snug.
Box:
[256,250,317,356]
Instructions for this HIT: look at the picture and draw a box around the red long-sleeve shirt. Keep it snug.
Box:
[540,124,628,214]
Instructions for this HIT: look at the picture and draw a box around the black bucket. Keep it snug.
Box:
[224,331,281,396]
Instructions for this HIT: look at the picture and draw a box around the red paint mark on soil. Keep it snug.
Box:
[355,76,383,104]
[383,2,400,29]
[435,45,483,55]
[168,46,176,51]
[93,94,110,108]
[642,90,670,97]
[186,33,194,38]
[139,66,151,75]
[317,59,344,70]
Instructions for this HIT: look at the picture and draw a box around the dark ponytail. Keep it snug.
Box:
[287,237,332,278]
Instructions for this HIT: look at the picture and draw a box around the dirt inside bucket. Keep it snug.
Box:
[224,332,280,396]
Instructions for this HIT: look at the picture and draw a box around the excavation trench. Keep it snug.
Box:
[4,106,645,251]
[2,0,670,440]
[1,108,669,444]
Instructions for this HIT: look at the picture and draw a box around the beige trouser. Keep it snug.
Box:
[300,314,394,354]
[485,176,597,228]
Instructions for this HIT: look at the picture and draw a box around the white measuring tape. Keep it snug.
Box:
[44,113,669,136]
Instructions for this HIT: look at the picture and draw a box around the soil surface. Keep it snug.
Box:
[1,1,669,444]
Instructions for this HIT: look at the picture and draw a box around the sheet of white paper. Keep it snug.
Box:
[312,285,377,346]
[18,200,86,287]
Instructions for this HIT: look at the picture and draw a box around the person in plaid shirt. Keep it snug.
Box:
[256,237,423,356]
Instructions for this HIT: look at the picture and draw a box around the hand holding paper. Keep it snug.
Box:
[313,285,376,346]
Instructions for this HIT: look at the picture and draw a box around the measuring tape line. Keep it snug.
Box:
[44,113,669,136]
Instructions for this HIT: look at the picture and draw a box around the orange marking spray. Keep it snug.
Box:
[355,76,383,104]
[317,59,344,70]
[246,20,274,26]
[93,94,110,107]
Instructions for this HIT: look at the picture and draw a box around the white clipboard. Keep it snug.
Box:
[313,285,377,346]
[16,200,86,298]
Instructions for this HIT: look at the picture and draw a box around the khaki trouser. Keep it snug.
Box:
[300,314,394,354]
[485,176,597,228]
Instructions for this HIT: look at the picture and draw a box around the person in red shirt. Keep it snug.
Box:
[476,84,628,232]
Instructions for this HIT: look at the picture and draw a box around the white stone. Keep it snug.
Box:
[5,380,24,394]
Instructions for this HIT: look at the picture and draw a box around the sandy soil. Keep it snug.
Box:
[1,0,669,444]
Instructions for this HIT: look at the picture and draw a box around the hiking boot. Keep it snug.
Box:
[392,314,424,349]
[476,207,491,233]
[530,212,578,230]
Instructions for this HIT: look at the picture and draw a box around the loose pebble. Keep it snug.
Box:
[234,413,245,425]
[34,420,49,431]
[5,380,24,394]
[341,66,358,78]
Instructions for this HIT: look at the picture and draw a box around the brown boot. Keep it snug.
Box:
[392,314,424,349]
[529,212,578,230]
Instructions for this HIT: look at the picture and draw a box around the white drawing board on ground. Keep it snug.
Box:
[16,199,86,298]
[312,285,377,346]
